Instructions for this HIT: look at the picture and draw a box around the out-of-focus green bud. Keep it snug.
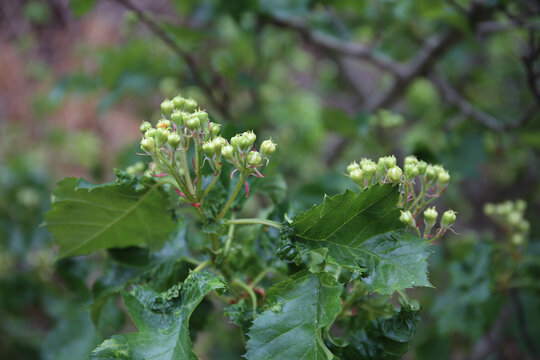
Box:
[168,133,181,148]
[139,121,152,133]
[244,131,256,146]
[134,162,145,172]
[438,170,450,185]
[209,122,221,137]
[441,210,456,226]
[417,160,428,175]
[497,201,513,216]
[424,207,438,225]
[404,164,419,179]
[347,161,360,174]
[202,141,216,157]
[362,163,377,180]
[515,199,526,212]
[387,166,402,183]
[156,128,170,145]
[171,110,184,124]
[141,137,155,152]
[184,98,197,112]
[518,220,530,232]
[507,211,522,226]
[172,96,185,109]
[384,155,397,168]
[222,145,235,162]
[350,168,363,185]
[160,99,174,117]
[186,117,201,131]
[261,139,277,157]
[247,151,263,166]
[484,203,495,216]
[400,210,415,227]
[145,128,157,138]
[196,111,208,121]
[126,165,136,175]
[404,155,418,166]
[511,233,524,245]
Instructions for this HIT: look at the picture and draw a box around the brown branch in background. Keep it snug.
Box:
[110,0,232,120]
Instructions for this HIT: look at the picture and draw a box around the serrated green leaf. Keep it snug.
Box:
[44,177,175,259]
[245,270,342,360]
[289,184,431,294]
[90,271,225,360]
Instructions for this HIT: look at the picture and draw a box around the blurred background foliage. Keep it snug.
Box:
[0,0,539,359]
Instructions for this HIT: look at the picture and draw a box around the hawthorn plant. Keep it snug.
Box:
[44,95,456,359]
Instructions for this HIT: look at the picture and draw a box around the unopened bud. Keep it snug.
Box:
[417,160,428,175]
[213,136,227,150]
[484,203,495,216]
[387,166,402,183]
[424,207,438,225]
[441,210,456,226]
[404,155,418,166]
[347,161,361,174]
[245,131,257,146]
[196,111,208,121]
[186,118,201,131]
[171,111,184,124]
[507,211,522,226]
[202,142,216,157]
[350,168,364,185]
[404,164,419,179]
[261,139,277,157]
[209,122,221,137]
[184,98,197,112]
[141,137,155,152]
[160,99,174,117]
[172,96,185,109]
[511,233,524,245]
[145,128,157,138]
[438,170,450,185]
[168,133,181,148]
[222,145,235,162]
[384,155,397,168]
[156,128,170,145]
[362,163,377,180]
[140,121,152,133]
[515,199,526,212]
[157,119,171,130]
[400,210,415,227]
[247,151,263,166]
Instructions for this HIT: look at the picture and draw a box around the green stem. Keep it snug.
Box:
[180,138,195,196]
[181,257,202,266]
[224,215,236,256]
[250,268,271,289]
[193,259,212,273]
[201,172,220,202]
[225,218,282,229]
[195,142,202,200]
[233,279,257,317]
[216,175,245,221]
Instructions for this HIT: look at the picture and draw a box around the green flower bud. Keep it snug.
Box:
[400,210,415,227]
[171,110,184,124]
[209,122,221,137]
[384,155,397,168]
[511,233,524,245]
[139,121,152,133]
[145,128,157,138]
[247,151,263,166]
[168,133,181,148]
[126,165,136,176]
[347,161,361,174]
[404,164,419,179]
[518,220,530,232]
[350,168,364,185]
[172,96,185,109]
[186,117,201,131]
[233,134,251,151]
[155,128,170,145]
[157,119,171,130]
[515,199,526,212]
[160,99,174,116]
[417,160,428,175]
[497,201,513,216]
[438,170,450,185]
[134,162,145,172]
[245,131,256,146]
[202,141,216,157]
[424,207,438,225]
[196,111,208,121]
[213,136,227,150]
[484,203,495,216]
[441,210,456,226]
[222,145,235,162]
[141,137,155,152]
[362,163,377,180]
[507,211,522,226]
[184,98,197,112]
[360,158,375,168]
[387,166,402,183]
[404,155,418,166]
[425,165,437,181]
[261,139,277,157]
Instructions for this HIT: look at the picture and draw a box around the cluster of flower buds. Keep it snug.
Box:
[347,154,455,243]
[484,199,529,245]
[138,94,276,210]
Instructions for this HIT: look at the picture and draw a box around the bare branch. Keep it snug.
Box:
[110,0,232,119]
[263,15,405,76]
